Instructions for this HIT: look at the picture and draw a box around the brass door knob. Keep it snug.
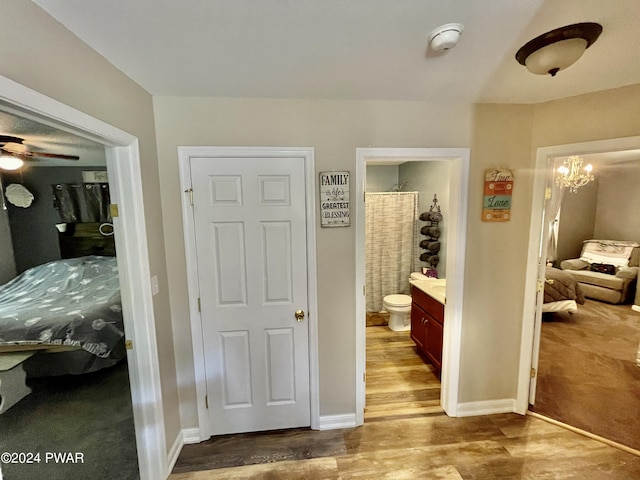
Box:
[295,309,305,322]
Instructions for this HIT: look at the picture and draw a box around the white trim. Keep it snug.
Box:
[632,305,640,313]
[178,146,319,439]
[0,76,166,480]
[182,428,204,445]
[318,413,358,430]
[355,148,470,422]
[456,399,517,417]
[518,135,640,414]
[166,431,184,474]
[527,411,640,456]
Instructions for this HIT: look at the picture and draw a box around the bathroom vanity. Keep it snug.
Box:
[409,280,445,372]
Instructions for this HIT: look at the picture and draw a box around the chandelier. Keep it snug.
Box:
[555,155,594,193]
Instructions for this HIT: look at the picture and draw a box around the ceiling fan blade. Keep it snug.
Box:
[0,135,24,145]
[23,151,80,160]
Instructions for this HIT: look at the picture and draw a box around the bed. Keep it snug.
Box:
[0,256,125,376]
[542,266,585,314]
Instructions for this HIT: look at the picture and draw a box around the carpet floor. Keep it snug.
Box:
[531,299,640,451]
[0,360,139,480]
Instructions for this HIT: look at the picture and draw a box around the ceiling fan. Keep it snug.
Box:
[0,134,79,170]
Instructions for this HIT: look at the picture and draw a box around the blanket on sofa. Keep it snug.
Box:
[544,267,585,304]
[580,240,640,268]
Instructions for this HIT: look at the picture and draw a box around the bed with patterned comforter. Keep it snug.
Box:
[0,256,125,375]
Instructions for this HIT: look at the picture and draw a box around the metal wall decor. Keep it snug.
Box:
[419,194,442,277]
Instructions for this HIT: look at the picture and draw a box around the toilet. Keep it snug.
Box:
[382,294,412,331]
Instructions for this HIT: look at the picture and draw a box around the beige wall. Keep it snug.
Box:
[0,0,180,452]
[398,161,451,279]
[532,84,640,146]
[593,160,640,241]
[557,158,640,265]
[533,85,640,258]
[557,180,598,263]
[462,103,536,402]
[464,85,640,404]
[12,0,640,442]
[157,86,640,427]
[153,96,473,427]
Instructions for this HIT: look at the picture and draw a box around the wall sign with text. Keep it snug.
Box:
[482,168,513,222]
[320,171,350,227]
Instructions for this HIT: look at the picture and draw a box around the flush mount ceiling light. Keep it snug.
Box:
[0,152,24,171]
[516,22,602,76]
[428,23,464,52]
[555,155,594,193]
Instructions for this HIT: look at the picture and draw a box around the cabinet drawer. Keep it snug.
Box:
[411,285,444,322]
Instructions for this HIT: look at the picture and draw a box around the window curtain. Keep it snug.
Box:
[365,192,419,312]
[546,186,565,264]
[52,183,111,223]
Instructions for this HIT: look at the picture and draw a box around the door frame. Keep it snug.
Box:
[0,76,166,479]
[516,135,640,413]
[178,146,319,439]
[355,147,470,421]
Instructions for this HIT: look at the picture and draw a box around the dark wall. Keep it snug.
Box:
[4,166,107,273]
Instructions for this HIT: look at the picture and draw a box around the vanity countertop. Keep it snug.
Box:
[409,278,446,305]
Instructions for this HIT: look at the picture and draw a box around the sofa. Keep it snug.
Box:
[560,240,639,305]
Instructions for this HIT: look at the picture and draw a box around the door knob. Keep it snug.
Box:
[295,309,305,322]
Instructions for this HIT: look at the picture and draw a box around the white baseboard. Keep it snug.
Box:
[455,398,517,417]
[318,413,357,430]
[166,431,184,477]
[632,305,640,313]
[182,428,204,444]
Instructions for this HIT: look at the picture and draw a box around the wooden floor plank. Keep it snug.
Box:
[170,325,640,479]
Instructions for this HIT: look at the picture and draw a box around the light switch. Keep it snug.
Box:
[151,275,160,295]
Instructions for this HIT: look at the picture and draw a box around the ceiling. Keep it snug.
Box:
[0,111,105,167]
[31,0,640,104]
[4,1,640,167]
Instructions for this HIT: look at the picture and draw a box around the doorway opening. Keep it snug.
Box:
[355,147,469,424]
[519,136,640,452]
[0,75,166,480]
[0,130,139,477]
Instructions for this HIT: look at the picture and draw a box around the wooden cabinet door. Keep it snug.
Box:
[410,302,426,349]
[424,317,444,370]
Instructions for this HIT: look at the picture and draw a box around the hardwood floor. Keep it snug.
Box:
[170,325,640,479]
[364,325,442,420]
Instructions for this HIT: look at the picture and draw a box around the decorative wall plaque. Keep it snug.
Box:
[319,171,350,227]
[482,168,514,222]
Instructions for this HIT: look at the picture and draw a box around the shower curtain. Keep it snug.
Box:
[365,192,419,312]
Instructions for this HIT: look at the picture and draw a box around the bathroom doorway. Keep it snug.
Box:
[355,147,470,424]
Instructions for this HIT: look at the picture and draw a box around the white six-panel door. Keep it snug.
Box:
[189,155,310,435]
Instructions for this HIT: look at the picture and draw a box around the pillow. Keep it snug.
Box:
[589,263,616,275]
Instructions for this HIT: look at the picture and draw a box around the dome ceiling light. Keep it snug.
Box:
[515,22,603,76]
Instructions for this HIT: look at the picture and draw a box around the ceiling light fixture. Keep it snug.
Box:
[516,22,602,76]
[555,155,594,193]
[0,152,24,171]
[428,23,464,52]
